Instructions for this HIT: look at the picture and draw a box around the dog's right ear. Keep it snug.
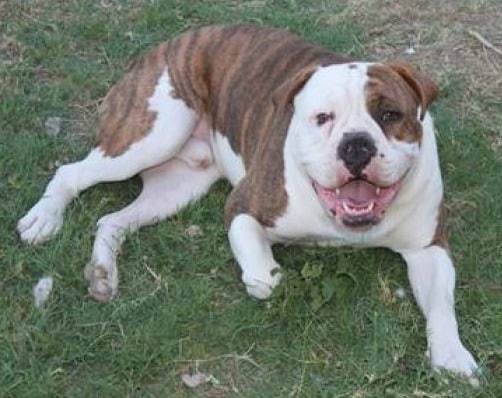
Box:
[387,62,439,121]
[272,66,318,110]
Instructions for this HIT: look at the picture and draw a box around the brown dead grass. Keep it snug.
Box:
[329,0,502,153]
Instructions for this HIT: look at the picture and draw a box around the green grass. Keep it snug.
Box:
[1,1,501,397]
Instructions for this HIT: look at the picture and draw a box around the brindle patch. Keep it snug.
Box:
[365,64,425,143]
[94,26,439,226]
[429,201,450,252]
[164,25,353,226]
[96,25,356,225]
[97,43,169,157]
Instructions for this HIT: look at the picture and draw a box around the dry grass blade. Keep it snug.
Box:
[467,29,502,57]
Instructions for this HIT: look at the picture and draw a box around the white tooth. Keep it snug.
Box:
[375,187,381,196]
[342,201,375,215]
[335,188,341,196]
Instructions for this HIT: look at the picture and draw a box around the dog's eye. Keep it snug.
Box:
[380,110,402,123]
[315,112,335,126]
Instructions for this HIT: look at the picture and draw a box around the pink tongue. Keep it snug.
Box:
[340,180,377,204]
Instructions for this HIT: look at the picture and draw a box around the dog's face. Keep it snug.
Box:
[285,62,438,229]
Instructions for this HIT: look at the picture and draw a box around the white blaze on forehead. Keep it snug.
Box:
[294,62,372,121]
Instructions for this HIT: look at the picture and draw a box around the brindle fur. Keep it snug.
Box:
[365,64,438,143]
[95,25,437,228]
[97,25,352,226]
[430,201,450,251]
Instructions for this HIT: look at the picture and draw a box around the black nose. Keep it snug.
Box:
[337,132,377,176]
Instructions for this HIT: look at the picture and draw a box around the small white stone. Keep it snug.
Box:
[44,116,62,136]
[394,287,406,300]
[404,45,416,55]
[181,371,208,388]
[185,225,203,238]
[33,276,54,308]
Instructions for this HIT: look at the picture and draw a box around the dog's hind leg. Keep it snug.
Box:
[85,155,221,301]
[18,67,199,244]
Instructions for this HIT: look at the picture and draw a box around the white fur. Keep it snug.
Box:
[269,64,478,379]
[402,246,478,382]
[285,63,422,195]
[228,214,282,299]
[19,59,478,379]
[211,133,246,185]
[18,68,198,245]
[85,158,220,301]
[176,136,214,169]
[273,65,441,250]
[19,67,220,300]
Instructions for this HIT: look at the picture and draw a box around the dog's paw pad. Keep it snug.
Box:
[88,279,115,302]
[17,205,63,244]
[84,263,117,302]
[84,262,108,281]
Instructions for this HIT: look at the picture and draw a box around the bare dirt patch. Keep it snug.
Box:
[330,0,502,152]
[0,35,23,63]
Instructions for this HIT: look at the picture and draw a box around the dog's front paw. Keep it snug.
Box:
[242,267,282,300]
[84,262,118,302]
[430,339,480,386]
[17,201,64,244]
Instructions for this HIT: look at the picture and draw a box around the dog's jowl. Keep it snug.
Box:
[17,25,479,381]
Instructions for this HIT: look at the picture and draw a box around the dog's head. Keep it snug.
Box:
[281,61,438,230]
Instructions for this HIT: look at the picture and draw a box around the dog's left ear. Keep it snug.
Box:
[388,62,439,120]
[272,66,318,110]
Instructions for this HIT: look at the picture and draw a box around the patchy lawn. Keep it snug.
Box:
[1,0,500,397]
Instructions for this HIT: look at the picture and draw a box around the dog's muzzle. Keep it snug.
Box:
[313,132,407,229]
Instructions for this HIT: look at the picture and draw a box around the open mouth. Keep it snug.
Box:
[313,176,405,229]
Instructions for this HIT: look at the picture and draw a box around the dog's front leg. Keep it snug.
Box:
[228,214,282,300]
[401,246,479,382]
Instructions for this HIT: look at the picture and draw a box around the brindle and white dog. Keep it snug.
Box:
[17,25,479,381]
